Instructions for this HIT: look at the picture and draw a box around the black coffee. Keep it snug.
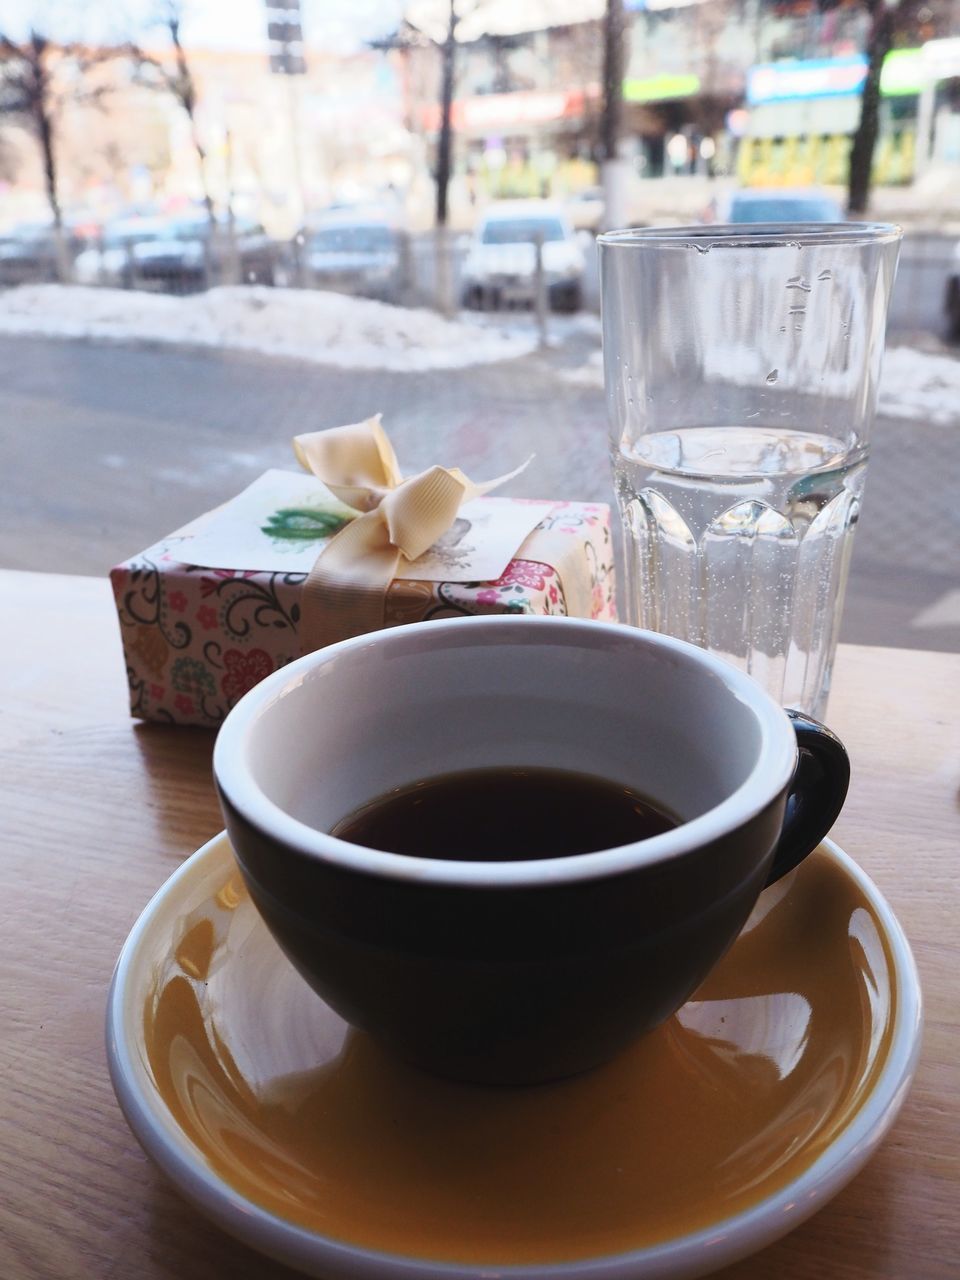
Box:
[330,767,678,861]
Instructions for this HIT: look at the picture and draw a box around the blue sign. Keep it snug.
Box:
[747,56,868,105]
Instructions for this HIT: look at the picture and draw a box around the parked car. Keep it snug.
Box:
[297,214,405,301]
[944,240,960,340]
[127,214,276,292]
[564,185,605,233]
[709,188,844,225]
[0,223,62,286]
[461,201,584,312]
[73,217,169,287]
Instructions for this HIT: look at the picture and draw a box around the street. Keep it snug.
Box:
[2,330,958,654]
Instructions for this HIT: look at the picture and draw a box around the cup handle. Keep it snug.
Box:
[765,710,851,887]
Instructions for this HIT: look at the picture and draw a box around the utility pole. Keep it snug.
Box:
[265,0,308,266]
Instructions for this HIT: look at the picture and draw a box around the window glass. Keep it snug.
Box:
[0,0,954,659]
[480,219,567,244]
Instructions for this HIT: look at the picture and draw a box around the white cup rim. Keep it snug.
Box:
[213,617,798,888]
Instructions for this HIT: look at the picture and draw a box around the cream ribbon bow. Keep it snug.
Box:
[293,415,528,651]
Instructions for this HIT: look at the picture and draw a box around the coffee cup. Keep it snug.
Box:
[213,616,849,1085]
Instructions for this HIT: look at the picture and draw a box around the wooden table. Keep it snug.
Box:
[1,568,957,1280]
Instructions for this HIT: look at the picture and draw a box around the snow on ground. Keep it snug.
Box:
[468,308,603,347]
[561,349,604,386]
[561,342,960,426]
[1,284,958,424]
[0,285,538,372]
[877,345,960,426]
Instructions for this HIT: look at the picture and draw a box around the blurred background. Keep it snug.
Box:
[2,0,959,651]
[2,0,960,318]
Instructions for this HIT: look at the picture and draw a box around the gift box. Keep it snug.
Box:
[110,419,616,727]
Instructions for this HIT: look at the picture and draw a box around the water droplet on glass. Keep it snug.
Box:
[788,305,806,316]
[765,369,779,384]
[778,325,787,333]
[786,276,812,293]
[817,268,833,281]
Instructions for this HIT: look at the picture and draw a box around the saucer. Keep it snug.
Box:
[107,834,921,1280]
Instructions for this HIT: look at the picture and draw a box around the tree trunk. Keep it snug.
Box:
[191,127,216,226]
[847,0,894,216]
[189,119,217,285]
[435,0,457,228]
[169,14,216,281]
[36,104,61,228]
[600,0,626,163]
[0,135,18,184]
[222,126,240,286]
[600,0,630,229]
[36,101,69,281]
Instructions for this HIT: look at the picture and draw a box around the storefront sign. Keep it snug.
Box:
[748,57,866,104]
[421,89,592,133]
[920,37,960,78]
[881,49,925,96]
[623,73,701,103]
[748,51,923,105]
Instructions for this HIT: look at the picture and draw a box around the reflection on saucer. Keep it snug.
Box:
[677,992,813,1080]
[130,843,900,1267]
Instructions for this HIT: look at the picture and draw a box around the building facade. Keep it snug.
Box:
[401,0,960,198]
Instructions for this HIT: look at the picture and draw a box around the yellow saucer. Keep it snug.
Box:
[107,834,921,1280]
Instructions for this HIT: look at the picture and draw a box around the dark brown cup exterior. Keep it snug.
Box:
[221,786,794,1085]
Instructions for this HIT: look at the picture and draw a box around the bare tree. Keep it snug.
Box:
[600,0,629,228]
[600,0,626,171]
[380,1,498,229]
[847,0,896,214]
[0,131,17,183]
[837,0,929,214]
[133,1,244,284]
[136,1,215,230]
[374,3,479,313]
[0,28,136,278]
[435,0,458,228]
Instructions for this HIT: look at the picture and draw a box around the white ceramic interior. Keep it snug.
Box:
[213,616,797,885]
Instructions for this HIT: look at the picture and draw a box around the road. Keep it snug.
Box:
[1,331,957,655]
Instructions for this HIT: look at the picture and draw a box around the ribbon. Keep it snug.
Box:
[293,415,529,651]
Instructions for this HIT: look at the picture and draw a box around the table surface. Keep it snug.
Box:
[1,568,957,1280]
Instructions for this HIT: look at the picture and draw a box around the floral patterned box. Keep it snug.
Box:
[110,500,616,727]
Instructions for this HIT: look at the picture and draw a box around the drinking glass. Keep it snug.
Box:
[599,223,901,719]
